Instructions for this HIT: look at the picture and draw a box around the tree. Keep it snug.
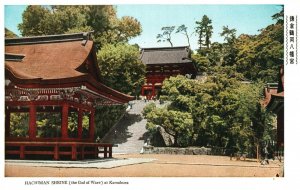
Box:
[143,71,272,156]
[143,105,194,147]
[176,24,191,47]
[18,5,50,36]
[10,113,29,137]
[18,5,142,48]
[195,15,213,50]
[235,13,283,82]
[97,43,146,96]
[85,6,141,47]
[94,105,126,139]
[220,25,237,44]
[192,53,210,74]
[207,42,223,66]
[272,5,284,25]
[156,26,175,47]
[5,28,18,38]
[192,42,224,75]
[116,16,142,42]
[220,26,237,66]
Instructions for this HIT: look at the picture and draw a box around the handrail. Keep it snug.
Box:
[5,141,113,160]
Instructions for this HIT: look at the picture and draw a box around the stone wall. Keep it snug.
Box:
[142,146,212,155]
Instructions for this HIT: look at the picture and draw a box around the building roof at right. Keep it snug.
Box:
[140,46,193,65]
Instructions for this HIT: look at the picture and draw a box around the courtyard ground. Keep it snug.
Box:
[5,154,283,177]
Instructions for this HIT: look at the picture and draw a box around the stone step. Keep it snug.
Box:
[100,100,151,154]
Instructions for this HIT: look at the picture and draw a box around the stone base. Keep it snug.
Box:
[142,146,212,155]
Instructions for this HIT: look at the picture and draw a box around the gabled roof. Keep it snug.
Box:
[140,46,192,65]
[5,32,95,80]
[5,32,133,104]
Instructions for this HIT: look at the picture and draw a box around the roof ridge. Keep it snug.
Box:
[5,32,94,46]
[141,46,189,51]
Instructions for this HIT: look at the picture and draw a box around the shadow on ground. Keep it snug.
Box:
[101,113,143,144]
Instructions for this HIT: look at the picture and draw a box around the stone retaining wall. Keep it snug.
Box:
[142,146,213,155]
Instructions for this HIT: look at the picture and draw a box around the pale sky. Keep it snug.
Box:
[5,5,282,50]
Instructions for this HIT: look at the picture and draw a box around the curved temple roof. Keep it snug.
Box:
[5,32,133,104]
[140,46,193,65]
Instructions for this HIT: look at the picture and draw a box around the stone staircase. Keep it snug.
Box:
[100,100,150,154]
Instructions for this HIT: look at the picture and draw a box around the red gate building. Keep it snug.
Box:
[5,32,133,160]
[264,65,284,148]
[140,46,197,99]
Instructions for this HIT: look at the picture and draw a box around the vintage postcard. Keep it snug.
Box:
[1,0,300,189]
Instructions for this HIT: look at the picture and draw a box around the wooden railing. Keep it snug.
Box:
[5,141,113,161]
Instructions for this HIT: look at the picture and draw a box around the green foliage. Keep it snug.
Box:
[144,73,274,155]
[272,5,284,25]
[18,5,50,36]
[220,26,237,44]
[195,15,213,50]
[5,28,18,38]
[8,106,125,140]
[116,16,143,42]
[36,112,61,138]
[18,5,142,48]
[235,23,283,82]
[142,102,156,117]
[143,104,194,147]
[220,26,238,66]
[94,105,126,139]
[10,113,29,137]
[192,7,283,83]
[192,6,283,83]
[66,112,90,138]
[192,53,211,74]
[97,43,146,96]
[207,42,223,66]
[176,24,191,47]
[156,26,176,47]
[234,7,283,82]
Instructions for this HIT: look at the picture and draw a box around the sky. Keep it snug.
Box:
[4,5,281,50]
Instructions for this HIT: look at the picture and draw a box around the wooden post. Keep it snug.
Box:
[20,145,25,159]
[81,145,85,160]
[151,84,155,99]
[61,103,69,139]
[78,108,83,139]
[256,143,259,163]
[104,146,107,158]
[95,146,98,159]
[109,145,112,158]
[29,104,37,139]
[89,109,95,141]
[54,144,59,160]
[141,86,144,96]
[5,111,11,137]
[71,144,77,160]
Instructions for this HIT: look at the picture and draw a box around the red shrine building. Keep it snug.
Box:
[5,32,133,160]
[140,46,197,99]
[263,65,284,148]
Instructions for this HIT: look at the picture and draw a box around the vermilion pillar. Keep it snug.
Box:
[61,103,69,139]
[151,84,155,99]
[29,104,37,139]
[5,111,11,137]
[141,86,145,96]
[89,109,95,141]
[77,108,83,139]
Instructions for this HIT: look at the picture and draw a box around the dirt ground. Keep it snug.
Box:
[5,154,283,177]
